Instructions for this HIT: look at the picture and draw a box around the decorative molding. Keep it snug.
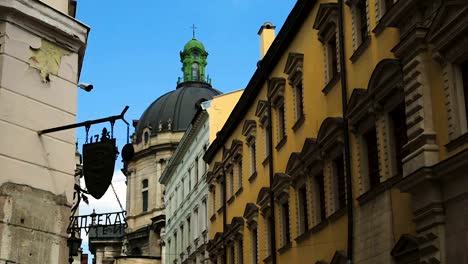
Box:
[313,3,339,43]
[255,100,269,126]
[268,77,286,107]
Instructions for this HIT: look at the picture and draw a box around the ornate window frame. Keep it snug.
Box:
[317,118,346,214]
[346,0,371,63]
[272,173,292,251]
[313,3,340,94]
[256,187,272,260]
[427,2,468,150]
[284,52,305,130]
[242,120,258,181]
[255,100,271,164]
[243,203,259,264]
[268,77,287,149]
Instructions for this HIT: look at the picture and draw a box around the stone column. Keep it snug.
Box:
[0,0,88,263]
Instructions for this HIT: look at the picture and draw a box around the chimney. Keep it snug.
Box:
[258,22,276,59]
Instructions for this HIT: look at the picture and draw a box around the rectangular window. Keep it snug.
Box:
[193,210,198,240]
[195,157,199,185]
[357,0,367,45]
[328,35,338,80]
[364,128,380,189]
[278,104,286,140]
[281,202,291,245]
[212,189,216,216]
[334,155,346,210]
[295,83,304,120]
[182,178,185,199]
[264,125,271,158]
[251,227,258,264]
[180,225,184,250]
[461,60,468,123]
[298,185,309,234]
[250,141,257,175]
[229,245,235,264]
[187,217,191,246]
[265,217,271,256]
[238,238,244,264]
[203,199,208,229]
[189,169,192,192]
[229,169,234,198]
[315,172,327,222]
[237,161,243,190]
[174,231,178,256]
[390,103,408,176]
[142,190,148,212]
[219,183,225,210]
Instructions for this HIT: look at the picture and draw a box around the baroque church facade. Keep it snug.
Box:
[89,37,221,264]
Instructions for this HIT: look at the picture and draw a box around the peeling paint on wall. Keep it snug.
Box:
[29,40,70,82]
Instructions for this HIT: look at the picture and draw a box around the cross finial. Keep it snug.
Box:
[191,24,197,39]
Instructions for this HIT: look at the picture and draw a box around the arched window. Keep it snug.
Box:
[192,63,199,81]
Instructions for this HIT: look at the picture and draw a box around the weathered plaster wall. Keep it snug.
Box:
[0,0,88,263]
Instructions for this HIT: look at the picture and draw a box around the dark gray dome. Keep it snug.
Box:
[135,82,221,143]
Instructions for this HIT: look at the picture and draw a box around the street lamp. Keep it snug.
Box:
[67,232,82,264]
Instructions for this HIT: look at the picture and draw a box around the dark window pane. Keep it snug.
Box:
[282,202,291,244]
[390,103,408,176]
[316,172,327,222]
[142,179,148,188]
[461,60,468,122]
[299,186,309,232]
[296,83,304,119]
[279,105,286,139]
[364,128,380,188]
[358,0,367,44]
[329,36,338,79]
[334,155,346,209]
[142,190,148,212]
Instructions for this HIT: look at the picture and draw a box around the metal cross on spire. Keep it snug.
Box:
[191,24,197,39]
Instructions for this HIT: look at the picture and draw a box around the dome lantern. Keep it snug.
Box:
[179,35,211,85]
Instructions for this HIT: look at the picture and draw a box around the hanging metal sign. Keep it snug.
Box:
[67,211,127,235]
[83,128,118,199]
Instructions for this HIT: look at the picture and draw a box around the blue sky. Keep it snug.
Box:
[75,0,296,261]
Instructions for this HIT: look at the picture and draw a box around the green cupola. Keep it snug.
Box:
[178,37,212,86]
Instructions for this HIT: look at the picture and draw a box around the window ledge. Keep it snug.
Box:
[350,35,370,63]
[276,136,287,151]
[235,187,244,197]
[262,155,271,167]
[248,171,258,183]
[295,229,311,243]
[210,214,216,222]
[446,132,468,152]
[309,220,328,234]
[277,242,292,254]
[217,206,224,215]
[227,195,235,205]
[357,175,402,206]
[322,74,340,95]
[263,255,273,264]
[328,207,346,222]
[292,114,305,132]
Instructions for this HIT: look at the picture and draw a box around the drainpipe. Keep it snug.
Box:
[267,80,278,264]
[257,62,277,264]
[221,145,227,264]
[337,0,354,262]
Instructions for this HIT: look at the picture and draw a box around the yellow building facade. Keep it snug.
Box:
[203,0,468,263]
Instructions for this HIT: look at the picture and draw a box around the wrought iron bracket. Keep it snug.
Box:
[38,106,130,135]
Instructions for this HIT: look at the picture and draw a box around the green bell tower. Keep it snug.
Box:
[178,28,211,86]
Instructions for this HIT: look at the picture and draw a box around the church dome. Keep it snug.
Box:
[183,38,206,52]
[134,36,218,143]
[135,83,220,143]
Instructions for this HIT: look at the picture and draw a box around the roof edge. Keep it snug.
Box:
[204,0,317,163]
